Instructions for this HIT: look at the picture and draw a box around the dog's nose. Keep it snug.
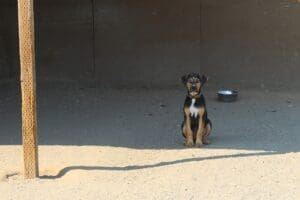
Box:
[191,85,197,90]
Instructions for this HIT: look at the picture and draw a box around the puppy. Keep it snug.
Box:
[181,73,212,147]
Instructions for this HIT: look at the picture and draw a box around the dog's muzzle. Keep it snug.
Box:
[189,85,199,96]
[191,85,197,91]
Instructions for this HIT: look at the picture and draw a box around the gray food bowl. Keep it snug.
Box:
[217,89,238,102]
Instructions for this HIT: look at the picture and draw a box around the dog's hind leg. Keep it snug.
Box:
[203,120,212,144]
[181,121,186,138]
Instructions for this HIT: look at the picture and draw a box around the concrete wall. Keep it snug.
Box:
[94,0,201,87]
[1,0,300,88]
[0,1,19,79]
[35,0,94,80]
[201,0,300,88]
[0,0,94,81]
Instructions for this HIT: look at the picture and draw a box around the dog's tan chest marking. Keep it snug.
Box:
[189,99,199,118]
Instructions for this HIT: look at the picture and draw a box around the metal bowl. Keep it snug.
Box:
[217,89,238,102]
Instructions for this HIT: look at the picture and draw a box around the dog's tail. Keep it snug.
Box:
[181,121,186,138]
[206,118,212,129]
[205,118,212,138]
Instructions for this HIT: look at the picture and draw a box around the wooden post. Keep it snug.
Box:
[17,0,39,178]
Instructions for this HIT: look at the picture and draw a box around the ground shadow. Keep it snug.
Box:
[40,151,285,179]
[1,83,300,153]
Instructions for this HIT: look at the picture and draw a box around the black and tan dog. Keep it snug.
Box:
[181,73,212,147]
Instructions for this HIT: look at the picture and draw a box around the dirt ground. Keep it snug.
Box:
[0,82,300,200]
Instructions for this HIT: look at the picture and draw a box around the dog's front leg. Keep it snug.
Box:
[195,108,205,147]
[184,108,194,147]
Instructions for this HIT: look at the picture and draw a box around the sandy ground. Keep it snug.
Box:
[0,82,300,199]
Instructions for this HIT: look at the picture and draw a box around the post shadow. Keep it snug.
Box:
[40,150,285,179]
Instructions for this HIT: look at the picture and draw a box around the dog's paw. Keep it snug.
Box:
[184,140,194,147]
[195,141,203,148]
[203,139,211,145]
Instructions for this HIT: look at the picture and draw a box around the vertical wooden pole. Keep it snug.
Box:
[17,0,39,178]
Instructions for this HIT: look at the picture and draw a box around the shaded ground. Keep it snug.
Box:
[0,82,299,199]
[1,82,300,152]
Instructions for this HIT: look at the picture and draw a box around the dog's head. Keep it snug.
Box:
[181,73,208,97]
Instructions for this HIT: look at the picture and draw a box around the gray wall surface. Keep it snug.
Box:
[0,0,300,88]
[94,0,201,87]
[201,0,300,88]
[0,1,19,79]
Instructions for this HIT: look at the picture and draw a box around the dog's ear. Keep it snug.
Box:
[181,74,188,84]
[199,74,208,84]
